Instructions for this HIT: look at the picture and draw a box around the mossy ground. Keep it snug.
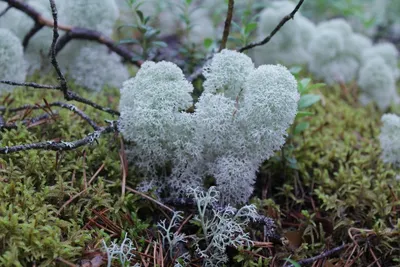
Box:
[0,70,399,266]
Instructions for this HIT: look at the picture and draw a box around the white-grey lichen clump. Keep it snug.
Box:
[357,57,399,111]
[0,28,26,93]
[379,114,400,168]
[308,18,372,85]
[55,0,129,91]
[66,45,130,91]
[59,0,118,36]
[252,1,316,66]
[357,41,400,110]
[0,0,60,74]
[119,49,299,205]
[361,42,400,79]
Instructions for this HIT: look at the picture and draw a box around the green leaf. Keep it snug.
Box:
[118,39,140,45]
[296,111,315,118]
[144,28,159,39]
[203,38,213,49]
[283,258,301,267]
[117,24,139,31]
[136,10,144,23]
[298,78,311,93]
[244,23,257,35]
[294,121,310,135]
[289,66,302,74]
[304,83,325,93]
[151,41,168,48]
[298,94,321,109]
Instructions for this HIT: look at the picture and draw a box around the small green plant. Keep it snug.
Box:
[118,0,167,61]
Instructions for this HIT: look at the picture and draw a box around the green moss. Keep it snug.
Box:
[0,74,149,265]
[260,86,400,264]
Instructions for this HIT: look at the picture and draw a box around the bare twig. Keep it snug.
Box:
[65,91,120,116]
[0,101,100,130]
[0,1,121,117]
[0,4,10,16]
[0,80,61,89]
[103,179,175,214]
[288,244,349,266]
[0,122,117,154]
[1,0,141,66]
[219,0,234,51]
[1,0,121,117]
[0,113,55,130]
[48,0,68,97]
[23,23,44,48]
[238,0,305,53]
[55,27,143,65]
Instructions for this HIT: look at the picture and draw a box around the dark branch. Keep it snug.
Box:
[23,22,44,48]
[0,123,117,154]
[0,81,120,116]
[0,101,101,130]
[238,0,305,53]
[0,80,61,89]
[0,4,10,17]
[55,27,143,66]
[288,244,348,267]
[2,0,120,116]
[66,91,120,116]
[0,113,55,130]
[219,0,234,52]
[48,0,68,98]
[1,0,141,66]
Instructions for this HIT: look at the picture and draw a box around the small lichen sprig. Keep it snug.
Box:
[189,186,262,267]
[157,211,190,265]
[379,114,400,168]
[102,234,140,267]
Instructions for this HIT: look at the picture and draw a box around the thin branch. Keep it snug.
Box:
[219,0,234,51]
[0,122,117,154]
[55,27,143,65]
[0,113,55,130]
[238,0,305,53]
[0,80,61,89]
[289,244,349,266]
[1,0,141,67]
[23,22,44,48]
[0,0,121,117]
[0,101,100,130]
[48,0,68,98]
[0,4,10,16]
[65,91,120,116]
[103,179,175,214]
